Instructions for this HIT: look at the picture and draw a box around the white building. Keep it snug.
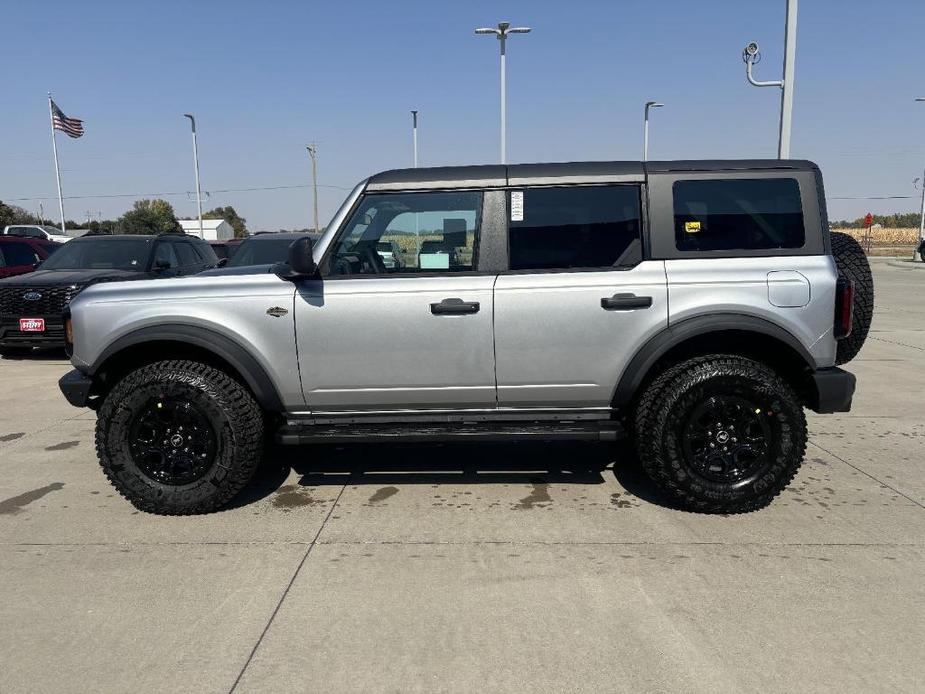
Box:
[178,219,234,241]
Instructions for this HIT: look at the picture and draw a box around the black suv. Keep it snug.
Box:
[0,233,217,355]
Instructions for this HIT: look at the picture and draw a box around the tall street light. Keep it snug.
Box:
[643,101,663,161]
[183,114,204,238]
[741,0,798,158]
[306,143,319,233]
[475,21,531,164]
[411,110,419,167]
[916,98,925,259]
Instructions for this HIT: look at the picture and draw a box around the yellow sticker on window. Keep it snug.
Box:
[684,221,701,233]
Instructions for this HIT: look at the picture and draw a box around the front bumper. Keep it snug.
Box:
[0,317,66,348]
[59,369,95,408]
[808,367,856,414]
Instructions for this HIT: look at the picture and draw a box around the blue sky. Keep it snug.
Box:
[3,0,924,230]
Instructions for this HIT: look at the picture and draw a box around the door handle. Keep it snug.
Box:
[430,298,480,315]
[601,293,653,310]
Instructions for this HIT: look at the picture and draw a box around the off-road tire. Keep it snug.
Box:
[635,354,807,513]
[96,360,264,515]
[831,231,874,364]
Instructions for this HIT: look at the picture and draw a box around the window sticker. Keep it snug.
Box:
[684,221,701,234]
[510,191,524,222]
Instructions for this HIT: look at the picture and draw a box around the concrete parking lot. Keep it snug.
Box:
[1,258,922,693]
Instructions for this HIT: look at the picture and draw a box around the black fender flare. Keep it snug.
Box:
[611,313,818,408]
[89,324,284,411]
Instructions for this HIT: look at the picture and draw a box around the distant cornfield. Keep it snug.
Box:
[833,227,918,246]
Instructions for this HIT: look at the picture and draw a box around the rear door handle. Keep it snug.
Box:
[601,293,653,310]
[430,298,480,315]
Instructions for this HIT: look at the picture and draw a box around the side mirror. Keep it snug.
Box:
[217,257,228,268]
[274,236,317,281]
[153,259,172,272]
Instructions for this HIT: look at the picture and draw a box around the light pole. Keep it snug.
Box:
[183,114,204,238]
[916,98,925,260]
[643,101,663,161]
[306,143,319,233]
[411,110,419,167]
[741,0,798,158]
[475,21,531,164]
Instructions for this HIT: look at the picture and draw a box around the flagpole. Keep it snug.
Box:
[48,93,66,234]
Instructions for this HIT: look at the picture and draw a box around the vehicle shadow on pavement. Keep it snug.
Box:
[229,440,672,510]
[0,348,68,361]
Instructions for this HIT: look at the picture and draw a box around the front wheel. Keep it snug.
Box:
[635,355,806,513]
[96,360,264,515]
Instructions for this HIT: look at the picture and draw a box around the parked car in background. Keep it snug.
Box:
[207,232,309,272]
[376,240,403,269]
[209,241,231,264]
[0,233,217,356]
[0,237,60,279]
[3,224,72,244]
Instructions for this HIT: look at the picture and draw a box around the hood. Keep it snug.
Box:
[0,268,147,287]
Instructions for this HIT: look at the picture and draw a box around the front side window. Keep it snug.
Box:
[507,185,643,271]
[326,191,482,276]
[673,178,805,252]
[175,243,201,268]
[2,242,40,266]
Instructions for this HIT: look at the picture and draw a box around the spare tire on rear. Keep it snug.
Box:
[830,231,874,364]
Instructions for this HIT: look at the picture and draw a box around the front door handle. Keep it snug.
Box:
[601,293,653,310]
[431,298,480,315]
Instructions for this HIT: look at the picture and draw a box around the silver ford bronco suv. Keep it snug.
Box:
[58,160,873,515]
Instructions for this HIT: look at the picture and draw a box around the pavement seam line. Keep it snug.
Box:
[809,440,924,510]
[0,410,89,450]
[227,480,349,694]
[869,335,925,352]
[4,540,923,548]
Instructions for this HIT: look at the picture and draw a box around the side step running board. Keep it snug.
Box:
[277,420,625,445]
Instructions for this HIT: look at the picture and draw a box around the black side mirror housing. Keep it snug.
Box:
[275,236,317,281]
[217,257,228,268]
[153,259,172,272]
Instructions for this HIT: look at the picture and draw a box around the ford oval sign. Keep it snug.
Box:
[23,291,43,301]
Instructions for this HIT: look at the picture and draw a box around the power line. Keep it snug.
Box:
[5,182,355,203]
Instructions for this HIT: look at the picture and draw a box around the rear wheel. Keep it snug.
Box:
[96,360,264,515]
[635,355,806,513]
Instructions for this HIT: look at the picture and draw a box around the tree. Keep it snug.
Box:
[0,201,42,227]
[118,199,181,235]
[203,205,247,238]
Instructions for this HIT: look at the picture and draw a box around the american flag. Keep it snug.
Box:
[51,100,84,138]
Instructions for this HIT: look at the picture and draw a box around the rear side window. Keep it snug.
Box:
[673,178,805,252]
[507,185,642,271]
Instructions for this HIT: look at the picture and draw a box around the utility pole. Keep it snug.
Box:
[306,143,319,233]
[916,98,925,260]
[643,101,663,161]
[741,0,798,158]
[411,110,419,167]
[475,21,532,164]
[183,114,204,238]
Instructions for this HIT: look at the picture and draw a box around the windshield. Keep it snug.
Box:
[227,237,297,267]
[39,238,152,271]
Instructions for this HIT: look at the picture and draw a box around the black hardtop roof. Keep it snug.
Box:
[366,159,819,190]
[71,234,156,241]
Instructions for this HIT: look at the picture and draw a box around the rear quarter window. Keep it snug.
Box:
[673,178,805,252]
